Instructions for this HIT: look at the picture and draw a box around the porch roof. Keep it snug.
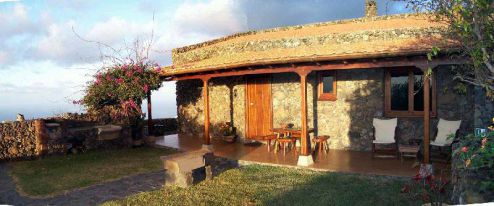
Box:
[161,13,457,77]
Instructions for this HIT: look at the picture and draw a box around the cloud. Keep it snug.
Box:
[0,51,8,65]
[173,0,247,36]
[0,3,40,38]
[32,21,98,65]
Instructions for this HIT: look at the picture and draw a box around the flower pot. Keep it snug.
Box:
[223,135,236,143]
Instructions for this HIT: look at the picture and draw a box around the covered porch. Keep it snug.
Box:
[156,134,450,177]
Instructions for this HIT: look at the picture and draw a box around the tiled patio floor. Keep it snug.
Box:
[156,134,450,177]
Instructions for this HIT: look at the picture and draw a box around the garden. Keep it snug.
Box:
[103,165,420,206]
[9,147,177,197]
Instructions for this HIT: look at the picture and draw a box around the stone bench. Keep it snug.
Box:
[160,149,214,187]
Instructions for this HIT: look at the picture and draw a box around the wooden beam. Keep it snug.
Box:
[423,71,431,164]
[147,91,153,136]
[202,77,211,145]
[171,56,459,81]
[296,69,312,156]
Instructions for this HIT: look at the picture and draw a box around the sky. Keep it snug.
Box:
[0,0,411,121]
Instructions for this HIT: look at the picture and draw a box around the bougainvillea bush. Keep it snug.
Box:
[455,131,494,192]
[76,62,162,130]
[454,118,494,199]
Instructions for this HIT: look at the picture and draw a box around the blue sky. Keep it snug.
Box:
[0,0,410,121]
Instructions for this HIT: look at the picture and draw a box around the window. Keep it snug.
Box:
[318,71,337,101]
[385,67,436,117]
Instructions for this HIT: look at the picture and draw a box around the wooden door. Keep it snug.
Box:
[246,75,272,138]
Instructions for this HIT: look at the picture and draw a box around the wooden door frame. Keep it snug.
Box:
[245,74,273,139]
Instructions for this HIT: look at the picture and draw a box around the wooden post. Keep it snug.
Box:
[202,77,211,145]
[147,91,154,136]
[423,72,431,164]
[297,70,312,159]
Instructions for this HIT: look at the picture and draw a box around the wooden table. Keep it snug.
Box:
[399,145,420,163]
[271,128,315,136]
[271,128,314,153]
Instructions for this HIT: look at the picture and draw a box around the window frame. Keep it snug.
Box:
[317,71,337,101]
[384,67,437,117]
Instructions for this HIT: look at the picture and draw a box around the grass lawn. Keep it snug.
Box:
[103,165,420,206]
[9,147,177,197]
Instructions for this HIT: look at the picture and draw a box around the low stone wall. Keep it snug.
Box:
[0,121,38,160]
[0,118,132,161]
[148,118,178,136]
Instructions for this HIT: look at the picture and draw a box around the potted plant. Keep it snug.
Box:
[219,122,236,143]
[401,173,450,206]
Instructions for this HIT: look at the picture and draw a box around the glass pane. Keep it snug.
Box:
[322,75,334,93]
[413,69,432,111]
[390,70,409,111]
[413,70,424,111]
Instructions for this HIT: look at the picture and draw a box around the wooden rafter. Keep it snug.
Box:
[166,55,463,81]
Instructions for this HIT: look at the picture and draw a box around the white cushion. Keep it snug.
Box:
[373,140,395,144]
[433,119,461,146]
[373,118,397,144]
[430,141,448,147]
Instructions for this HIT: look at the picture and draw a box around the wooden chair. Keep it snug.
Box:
[372,118,398,158]
[290,131,302,147]
[251,133,279,152]
[276,138,296,155]
[312,136,330,155]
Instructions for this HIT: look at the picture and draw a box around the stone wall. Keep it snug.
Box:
[145,118,178,136]
[271,70,383,150]
[176,78,246,140]
[0,121,38,160]
[176,79,204,136]
[310,69,384,150]
[176,66,491,151]
[0,118,133,161]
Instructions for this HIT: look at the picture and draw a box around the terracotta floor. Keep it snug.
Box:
[156,134,450,177]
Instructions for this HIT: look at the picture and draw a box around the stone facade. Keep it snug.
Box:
[176,77,246,141]
[176,66,492,151]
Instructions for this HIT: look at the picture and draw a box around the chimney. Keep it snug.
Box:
[365,0,378,18]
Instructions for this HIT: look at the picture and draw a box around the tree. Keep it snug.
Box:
[407,0,494,98]
[72,14,164,131]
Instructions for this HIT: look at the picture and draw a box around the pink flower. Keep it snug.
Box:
[106,75,112,81]
[481,138,488,146]
[462,147,469,153]
[128,99,137,109]
[143,84,149,93]
[154,67,161,73]
[126,70,133,77]
[116,78,124,84]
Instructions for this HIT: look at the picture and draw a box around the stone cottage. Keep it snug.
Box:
[160,2,493,166]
